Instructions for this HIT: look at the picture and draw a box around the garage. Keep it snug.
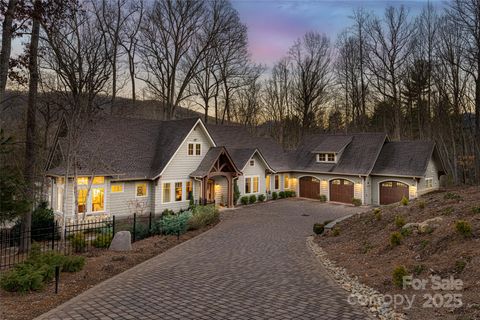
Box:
[379,181,409,205]
[299,176,320,199]
[329,179,354,203]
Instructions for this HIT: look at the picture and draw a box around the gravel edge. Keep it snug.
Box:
[306,236,407,320]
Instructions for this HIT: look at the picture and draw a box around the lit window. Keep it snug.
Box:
[186,181,193,200]
[284,174,289,189]
[250,159,255,166]
[332,180,341,185]
[77,177,89,185]
[92,176,104,184]
[195,143,201,155]
[175,182,183,201]
[382,182,393,187]
[162,183,171,203]
[78,189,87,213]
[188,143,194,155]
[245,177,251,194]
[91,187,104,212]
[111,183,123,193]
[266,175,271,193]
[274,175,279,190]
[253,177,259,193]
[136,183,147,197]
[426,178,433,188]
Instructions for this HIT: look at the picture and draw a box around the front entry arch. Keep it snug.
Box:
[299,176,320,199]
[329,179,354,204]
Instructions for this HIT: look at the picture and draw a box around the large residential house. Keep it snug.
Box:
[46,117,445,220]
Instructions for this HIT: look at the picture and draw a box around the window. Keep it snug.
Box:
[250,159,255,166]
[274,175,279,190]
[78,189,87,213]
[381,182,393,187]
[317,153,336,163]
[175,182,183,202]
[266,175,271,193]
[136,183,147,197]
[77,177,89,185]
[253,177,259,193]
[162,183,171,203]
[111,183,124,193]
[425,178,433,188]
[284,174,289,189]
[188,143,194,155]
[186,181,193,200]
[91,187,104,212]
[195,143,201,155]
[245,177,251,194]
[92,176,104,184]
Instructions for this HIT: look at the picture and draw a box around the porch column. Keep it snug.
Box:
[226,175,233,208]
[201,177,207,205]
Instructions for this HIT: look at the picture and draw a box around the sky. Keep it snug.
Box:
[231,0,443,66]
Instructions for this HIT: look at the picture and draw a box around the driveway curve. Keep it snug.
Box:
[37,199,368,320]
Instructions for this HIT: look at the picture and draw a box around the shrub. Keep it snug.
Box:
[352,198,362,206]
[420,240,429,249]
[373,208,382,221]
[161,209,175,217]
[390,232,403,246]
[62,256,85,272]
[395,215,406,228]
[418,201,426,209]
[392,266,408,288]
[0,264,45,292]
[413,264,425,275]
[313,223,325,235]
[272,192,278,200]
[284,190,296,198]
[455,260,466,273]
[290,191,296,197]
[444,207,454,215]
[401,227,412,237]
[249,195,257,204]
[401,196,409,206]
[240,196,249,205]
[472,206,480,214]
[258,194,266,202]
[11,202,60,243]
[455,220,472,238]
[332,227,340,236]
[92,233,113,248]
[153,211,192,235]
[318,194,327,202]
[188,205,219,230]
[278,191,285,199]
[69,233,87,253]
[132,223,150,240]
[444,192,462,201]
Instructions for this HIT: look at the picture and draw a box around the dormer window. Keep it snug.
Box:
[317,153,336,163]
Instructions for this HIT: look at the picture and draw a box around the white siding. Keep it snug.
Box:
[108,180,154,216]
[418,159,440,195]
[237,153,267,202]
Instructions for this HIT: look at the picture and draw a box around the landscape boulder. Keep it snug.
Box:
[402,217,443,234]
[109,231,132,251]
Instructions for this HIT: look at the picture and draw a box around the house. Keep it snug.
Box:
[45,117,445,220]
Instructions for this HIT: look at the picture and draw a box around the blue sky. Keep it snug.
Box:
[231,0,443,66]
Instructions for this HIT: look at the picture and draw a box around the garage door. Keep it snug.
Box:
[380,181,409,205]
[299,176,320,199]
[329,179,354,204]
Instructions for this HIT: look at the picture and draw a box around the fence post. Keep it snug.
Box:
[132,213,136,243]
[51,221,56,251]
[148,212,152,235]
[112,215,116,236]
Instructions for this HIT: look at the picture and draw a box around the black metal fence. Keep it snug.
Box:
[0,212,158,271]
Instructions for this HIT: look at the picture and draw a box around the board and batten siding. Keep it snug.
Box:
[154,123,215,213]
[237,153,267,202]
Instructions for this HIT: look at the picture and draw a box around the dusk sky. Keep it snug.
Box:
[232,0,443,66]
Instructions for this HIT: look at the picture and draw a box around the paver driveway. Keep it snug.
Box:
[37,199,369,320]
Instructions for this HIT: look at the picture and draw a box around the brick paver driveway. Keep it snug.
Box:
[37,199,369,320]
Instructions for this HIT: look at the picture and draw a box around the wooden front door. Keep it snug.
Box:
[329,179,354,204]
[299,176,320,199]
[380,181,409,205]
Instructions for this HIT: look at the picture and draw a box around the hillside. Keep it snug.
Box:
[316,187,480,320]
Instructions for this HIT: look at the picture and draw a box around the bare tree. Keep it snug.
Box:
[0,0,17,106]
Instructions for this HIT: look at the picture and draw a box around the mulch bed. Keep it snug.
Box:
[316,187,480,320]
[0,224,215,320]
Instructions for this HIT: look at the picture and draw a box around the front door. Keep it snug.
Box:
[206,179,215,203]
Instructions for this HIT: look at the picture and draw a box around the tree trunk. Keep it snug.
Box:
[0,0,17,105]
[20,1,40,253]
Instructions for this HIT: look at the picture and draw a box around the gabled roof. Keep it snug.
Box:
[228,148,275,172]
[371,141,439,177]
[291,133,387,175]
[311,135,352,153]
[190,146,241,178]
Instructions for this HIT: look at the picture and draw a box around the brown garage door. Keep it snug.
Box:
[380,181,409,205]
[329,179,354,204]
[299,176,320,199]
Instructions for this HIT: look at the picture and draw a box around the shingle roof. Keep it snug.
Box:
[371,141,435,177]
[312,136,353,153]
[190,147,224,178]
[48,117,199,179]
